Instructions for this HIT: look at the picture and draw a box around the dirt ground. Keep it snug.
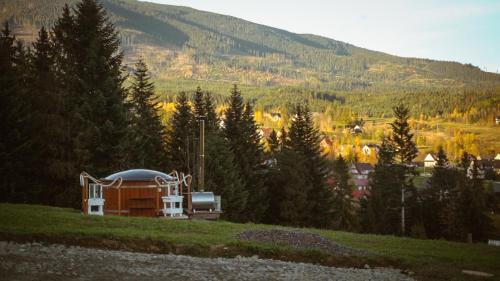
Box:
[0,241,414,281]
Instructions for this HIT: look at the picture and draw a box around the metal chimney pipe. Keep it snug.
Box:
[199,117,205,192]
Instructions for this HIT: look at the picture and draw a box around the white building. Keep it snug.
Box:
[424,153,437,168]
[362,144,379,156]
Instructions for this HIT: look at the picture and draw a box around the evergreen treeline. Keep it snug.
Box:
[360,105,495,241]
[0,0,167,207]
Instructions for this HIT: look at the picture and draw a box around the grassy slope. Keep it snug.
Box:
[1,204,499,280]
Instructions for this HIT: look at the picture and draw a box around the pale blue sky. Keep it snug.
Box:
[141,0,500,72]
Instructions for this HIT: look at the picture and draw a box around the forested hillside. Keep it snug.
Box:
[2,0,500,91]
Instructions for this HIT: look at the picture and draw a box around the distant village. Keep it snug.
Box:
[258,117,500,205]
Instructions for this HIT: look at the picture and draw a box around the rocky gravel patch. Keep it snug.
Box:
[238,229,371,257]
[0,241,414,281]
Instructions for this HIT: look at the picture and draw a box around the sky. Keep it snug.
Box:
[141,0,500,73]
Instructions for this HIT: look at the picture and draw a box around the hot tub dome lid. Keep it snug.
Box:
[104,169,174,181]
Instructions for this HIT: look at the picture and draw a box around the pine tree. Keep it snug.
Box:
[204,92,219,131]
[331,155,357,231]
[421,147,454,238]
[205,131,248,222]
[458,162,494,241]
[267,129,279,154]
[460,151,471,170]
[389,104,418,165]
[27,26,69,204]
[274,148,309,226]
[72,0,129,176]
[386,104,419,236]
[47,0,130,207]
[242,101,268,221]
[223,85,267,222]
[279,127,288,149]
[193,86,205,118]
[288,104,333,228]
[128,59,167,169]
[166,92,193,174]
[366,139,406,234]
[0,22,32,203]
[440,188,466,240]
[49,4,81,206]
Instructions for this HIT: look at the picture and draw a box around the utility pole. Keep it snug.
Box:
[198,116,205,192]
[401,187,405,235]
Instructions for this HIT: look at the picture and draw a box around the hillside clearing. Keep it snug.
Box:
[1,204,499,280]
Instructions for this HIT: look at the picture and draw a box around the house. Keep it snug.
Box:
[495,153,500,161]
[350,163,374,180]
[362,144,379,156]
[326,171,370,201]
[424,153,438,168]
[348,163,373,200]
[351,181,370,200]
[351,125,363,134]
[495,116,500,125]
[270,112,282,122]
[80,169,221,219]
[477,157,498,179]
[466,160,486,179]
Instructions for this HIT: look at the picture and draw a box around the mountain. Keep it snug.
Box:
[2,0,500,91]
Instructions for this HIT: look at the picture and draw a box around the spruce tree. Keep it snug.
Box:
[243,101,268,222]
[386,104,419,235]
[193,86,205,118]
[388,104,418,165]
[223,85,267,222]
[205,131,248,222]
[288,104,333,228]
[28,26,69,204]
[331,155,357,231]
[72,0,129,176]
[421,147,454,238]
[47,0,130,206]
[204,92,219,131]
[128,59,167,169]
[458,162,494,241]
[49,4,83,206]
[0,22,32,203]
[279,127,288,149]
[366,139,406,234]
[274,148,309,226]
[166,92,193,174]
[198,90,246,221]
[0,22,18,201]
[267,129,279,154]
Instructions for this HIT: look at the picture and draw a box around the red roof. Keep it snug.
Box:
[326,177,336,186]
[352,189,370,200]
[353,179,369,186]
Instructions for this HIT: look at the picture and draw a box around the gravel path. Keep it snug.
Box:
[238,229,371,257]
[0,241,414,281]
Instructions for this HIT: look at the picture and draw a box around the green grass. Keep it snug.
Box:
[1,203,499,280]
